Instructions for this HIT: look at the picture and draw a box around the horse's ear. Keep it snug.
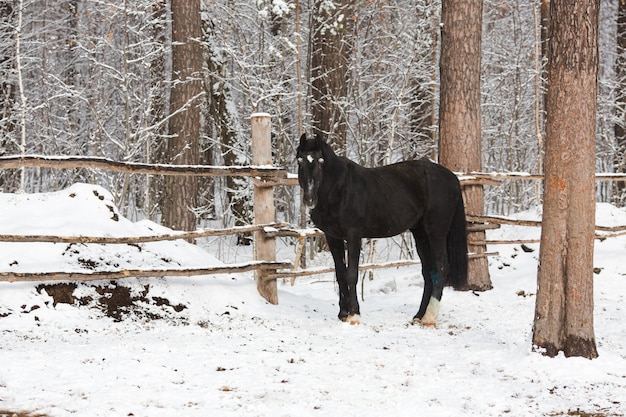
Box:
[315,134,324,148]
[298,133,307,148]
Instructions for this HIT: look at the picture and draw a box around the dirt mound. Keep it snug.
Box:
[35,281,187,323]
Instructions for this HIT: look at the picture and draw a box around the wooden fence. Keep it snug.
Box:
[3,113,626,304]
[0,113,291,304]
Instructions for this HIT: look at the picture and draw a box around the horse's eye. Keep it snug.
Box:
[318,158,325,164]
[297,157,303,164]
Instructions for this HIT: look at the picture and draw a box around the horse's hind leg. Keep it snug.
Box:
[411,227,433,320]
[411,226,447,327]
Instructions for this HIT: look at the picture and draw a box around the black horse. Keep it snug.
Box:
[296,134,468,326]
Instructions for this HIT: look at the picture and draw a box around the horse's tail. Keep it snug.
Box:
[446,194,469,290]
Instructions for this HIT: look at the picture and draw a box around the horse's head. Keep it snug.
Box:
[296,133,325,209]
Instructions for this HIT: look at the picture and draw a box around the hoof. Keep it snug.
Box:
[412,317,436,328]
[341,314,361,325]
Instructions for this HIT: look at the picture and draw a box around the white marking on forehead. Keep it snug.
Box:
[307,154,314,164]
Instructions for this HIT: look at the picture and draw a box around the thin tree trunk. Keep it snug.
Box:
[439,0,491,291]
[310,0,355,153]
[0,2,18,191]
[533,0,599,359]
[203,13,250,243]
[541,0,550,115]
[15,0,27,192]
[146,0,168,220]
[614,0,626,204]
[295,0,304,139]
[533,0,549,204]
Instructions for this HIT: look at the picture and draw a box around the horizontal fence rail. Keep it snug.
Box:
[0,260,293,283]
[0,155,287,178]
[0,222,288,244]
[5,155,626,185]
[265,252,498,281]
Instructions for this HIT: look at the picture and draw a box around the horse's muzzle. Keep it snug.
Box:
[303,195,317,209]
[302,182,318,208]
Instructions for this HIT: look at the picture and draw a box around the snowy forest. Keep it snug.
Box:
[0,0,625,229]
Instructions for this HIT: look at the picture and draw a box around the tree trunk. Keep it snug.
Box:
[407,2,438,161]
[203,14,251,244]
[438,0,491,291]
[310,0,355,153]
[532,0,599,359]
[64,0,79,144]
[614,0,626,205]
[0,1,17,190]
[0,2,14,130]
[536,0,550,201]
[146,0,168,221]
[541,0,550,122]
[162,0,203,232]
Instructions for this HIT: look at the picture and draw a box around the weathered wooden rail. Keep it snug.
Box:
[0,261,292,283]
[0,222,287,244]
[0,155,287,178]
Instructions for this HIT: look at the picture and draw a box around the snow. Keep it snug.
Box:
[1,183,625,417]
[250,112,272,119]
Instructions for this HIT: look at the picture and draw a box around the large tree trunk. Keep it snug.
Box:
[438,0,491,291]
[310,0,355,153]
[532,0,599,359]
[162,0,203,232]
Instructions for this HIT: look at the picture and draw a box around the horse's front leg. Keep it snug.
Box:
[326,236,350,321]
[343,237,362,324]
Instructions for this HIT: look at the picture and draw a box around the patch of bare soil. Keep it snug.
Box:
[36,283,77,306]
[0,411,50,417]
[34,281,187,323]
[549,409,624,417]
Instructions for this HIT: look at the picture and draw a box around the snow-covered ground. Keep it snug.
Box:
[1,183,625,417]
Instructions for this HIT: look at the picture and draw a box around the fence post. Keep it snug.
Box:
[251,113,278,304]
